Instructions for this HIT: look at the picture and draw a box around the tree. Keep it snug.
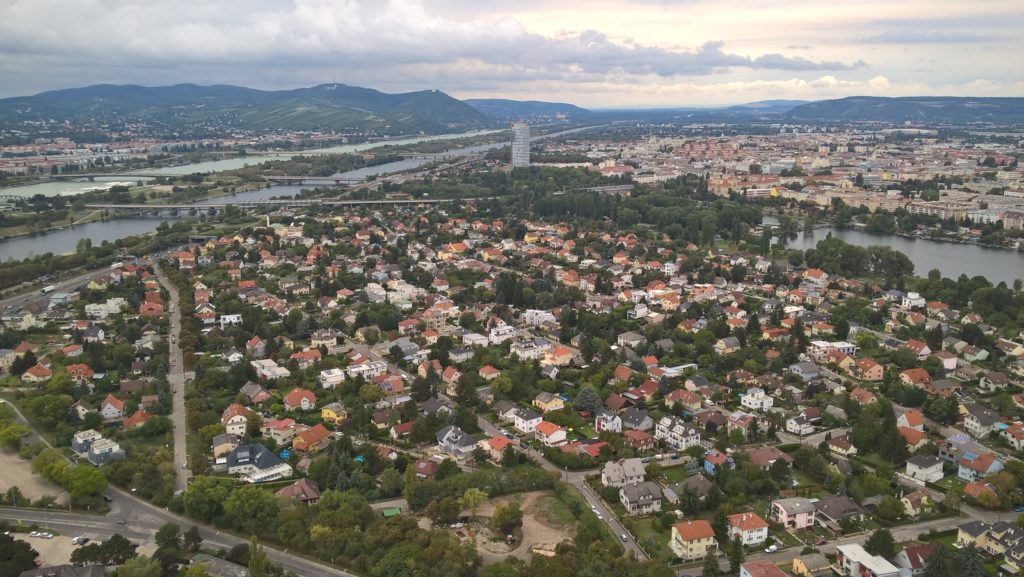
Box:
[114,555,162,577]
[491,502,523,536]
[182,564,213,577]
[460,488,488,517]
[0,531,36,576]
[702,548,721,577]
[183,476,231,522]
[943,490,961,513]
[224,485,280,537]
[182,525,202,552]
[864,528,897,558]
[574,385,602,415]
[922,544,955,577]
[728,537,744,574]
[711,508,729,544]
[957,544,985,577]
[155,522,180,550]
[877,496,905,524]
[247,537,270,577]
[645,461,663,481]
[427,497,461,525]
[64,464,108,503]
[769,459,790,484]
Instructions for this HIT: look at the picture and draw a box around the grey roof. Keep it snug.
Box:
[907,455,943,469]
[964,403,1001,426]
[514,407,542,421]
[621,407,651,428]
[620,481,662,503]
[814,495,863,520]
[773,497,816,515]
[602,458,645,484]
[958,520,989,538]
[437,425,476,448]
[212,433,241,447]
[227,443,283,471]
[494,400,515,415]
[669,474,713,497]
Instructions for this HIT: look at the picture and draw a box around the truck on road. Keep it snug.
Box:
[40,285,56,294]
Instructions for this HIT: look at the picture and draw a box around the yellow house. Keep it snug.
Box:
[956,522,991,551]
[792,554,830,577]
[321,402,347,424]
[532,392,565,413]
[670,520,716,561]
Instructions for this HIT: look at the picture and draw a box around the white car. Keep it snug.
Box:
[29,531,40,537]
[765,544,778,553]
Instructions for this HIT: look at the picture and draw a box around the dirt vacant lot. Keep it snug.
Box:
[0,449,64,503]
[471,491,577,563]
[16,534,75,566]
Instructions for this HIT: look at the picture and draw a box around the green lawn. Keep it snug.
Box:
[627,517,675,563]
[663,465,691,483]
[934,475,966,493]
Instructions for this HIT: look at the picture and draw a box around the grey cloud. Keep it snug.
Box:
[0,0,862,94]
[857,30,1001,44]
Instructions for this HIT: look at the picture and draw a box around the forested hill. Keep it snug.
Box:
[786,96,1024,123]
[0,83,491,135]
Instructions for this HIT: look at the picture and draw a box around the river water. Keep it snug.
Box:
[0,125,596,261]
[767,218,1024,286]
[0,129,503,198]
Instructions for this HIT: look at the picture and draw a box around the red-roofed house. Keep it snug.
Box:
[21,364,51,384]
[897,409,925,432]
[535,421,567,447]
[283,388,317,411]
[101,394,126,421]
[123,409,154,430]
[728,512,769,545]
[293,424,331,453]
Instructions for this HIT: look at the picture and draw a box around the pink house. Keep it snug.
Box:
[771,497,816,530]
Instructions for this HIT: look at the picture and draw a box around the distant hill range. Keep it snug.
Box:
[724,100,809,114]
[785,96,1024,123]
[463,98,591,122]
[0,83,492,134]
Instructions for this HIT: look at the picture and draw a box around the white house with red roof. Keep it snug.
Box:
[284,388,317,411]
[729,512,769,545]
[100,394,126,421]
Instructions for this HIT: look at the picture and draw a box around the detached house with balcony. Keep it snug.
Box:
[601,458,645,487]
[771,498,816,530]
[729,512,769,545]
[739,387,773,412]
[620,482,663,516]
[654,415,702,450]
[670,520,716,561]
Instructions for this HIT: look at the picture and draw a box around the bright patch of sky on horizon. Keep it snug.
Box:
[1,0,1021,106]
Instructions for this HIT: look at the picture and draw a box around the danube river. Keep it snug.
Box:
[0,125,601,260]
[0,129,504,199]
[779,225,1024,286]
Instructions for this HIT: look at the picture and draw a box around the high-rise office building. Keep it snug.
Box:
[511,121,530,168]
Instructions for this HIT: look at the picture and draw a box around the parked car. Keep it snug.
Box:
[765,544,778,553]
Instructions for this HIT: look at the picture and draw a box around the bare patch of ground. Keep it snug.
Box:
[0,449,64,503]
[457,491,577,563]
[16,534,75,566]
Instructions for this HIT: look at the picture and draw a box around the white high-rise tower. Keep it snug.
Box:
[511,121,530,169]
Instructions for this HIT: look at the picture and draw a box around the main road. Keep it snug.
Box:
[154,264,189,493]
[0,487,356,577]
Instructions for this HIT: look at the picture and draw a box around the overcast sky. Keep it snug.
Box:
[2,0,1022,106]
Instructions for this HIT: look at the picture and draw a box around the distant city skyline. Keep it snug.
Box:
[1,0,1021,106]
